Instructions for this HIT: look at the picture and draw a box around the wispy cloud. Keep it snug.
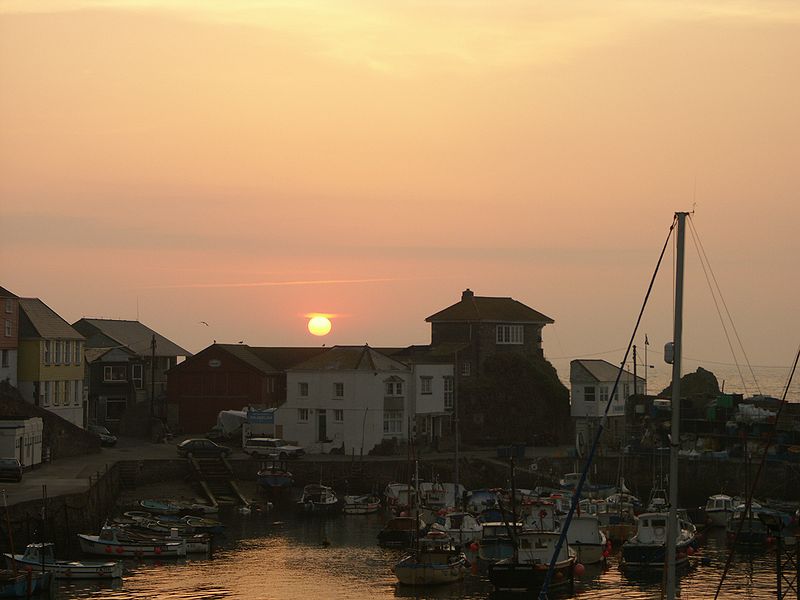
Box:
[142,276,413,289]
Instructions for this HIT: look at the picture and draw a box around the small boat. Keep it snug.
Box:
[476,522,523,568]
[394,531,468,586]
[621,512,697,568]
[488,531,576,593]
[342,494,381,515]
[0,569,51,597]
[564,515,609,565]
[378,516,426,548]
[78,525,187,558]
[257,464,294,490]
[183,516,225,534]
[297,484,340,514]
[139,500,182,515]
[705,494,734,528]
[726,502,769,546]
[4,543,122,580]
[430,511,482,546]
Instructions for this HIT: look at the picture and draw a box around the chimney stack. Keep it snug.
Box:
[461,289,474,301]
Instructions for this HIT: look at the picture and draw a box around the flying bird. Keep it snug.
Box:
[199,321,209,326]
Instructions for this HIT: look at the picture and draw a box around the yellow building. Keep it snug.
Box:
[17,298,85,428]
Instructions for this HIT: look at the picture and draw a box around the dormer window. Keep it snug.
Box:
[496,325,523,345]
[385,381,403,396]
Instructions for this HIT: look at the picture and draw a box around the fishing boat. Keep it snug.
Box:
[78,525,187,558]
[297,484,340,514]
[620,512,697,568]
[476,522,524,568]
[564,515,609,565]
[394,531,468,586]
[257,464,294,490]
[429,511,482,546]
[726,502,769,546]
[4,543,122,579]
[377,516,426,548]
[705,494,734,527]
[487,531,576,593]
[342,494,381,515]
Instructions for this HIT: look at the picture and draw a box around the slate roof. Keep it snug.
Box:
[571,359,643,383]
[426,290,554,324]
[248,347,329,371]
[0,287,18,298]
[73,318,190,357]
[18,299,84,340]
[290,345,410,372]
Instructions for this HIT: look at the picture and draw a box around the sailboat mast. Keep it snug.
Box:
[666,211,687,600]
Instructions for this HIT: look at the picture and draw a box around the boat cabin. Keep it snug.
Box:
[21,543,56,563]
[706,495,734,513]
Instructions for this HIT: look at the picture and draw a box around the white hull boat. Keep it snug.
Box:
[78,526,186,558]
[4,543,123,580]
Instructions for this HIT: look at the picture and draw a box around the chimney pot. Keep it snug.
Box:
[462,289,474,300]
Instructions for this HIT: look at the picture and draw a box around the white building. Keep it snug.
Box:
[278,346,413,455]
[570,359,644,449]
[0,417,43,468]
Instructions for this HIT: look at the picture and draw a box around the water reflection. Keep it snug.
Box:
[54,510,782,600]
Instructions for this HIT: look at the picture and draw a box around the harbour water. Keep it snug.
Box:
[55,509,787,600]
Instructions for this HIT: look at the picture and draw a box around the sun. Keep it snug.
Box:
[308,315,332,336]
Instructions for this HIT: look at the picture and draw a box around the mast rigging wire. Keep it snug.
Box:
[713,343,800,599]
[538,215,677,599]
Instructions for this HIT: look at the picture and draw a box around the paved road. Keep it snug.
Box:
[1,437,573,506]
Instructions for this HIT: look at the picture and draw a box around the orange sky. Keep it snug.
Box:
[1,1,798,398]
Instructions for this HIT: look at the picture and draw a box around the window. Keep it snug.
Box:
[298,382,309,397]
[3,320,10,337]
[496,324,524,345]
[461,361,471,376]
[42,342,50,365]
[584,386,596,402]
[4,299,11,313]
[43,381,51,406]
[54,381,63,406]
[1,350,8,368]
[65,341,72,364]
[443,376,454,410]
[383,410,403,434]
[76,342,82,365]
[297,408,309,423]
[599,386,609,403]
[132,364,143,389]
[385,381,403,396]
[74,380,82,405]
[333,409,344,423]
[420,376,432,395]
[103,366,127,382]
[623,383,630,399]
[55,340,63,364]
[333,382,344,398]
[65,380,72,405]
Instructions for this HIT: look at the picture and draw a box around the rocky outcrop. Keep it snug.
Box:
[660,367,720,398]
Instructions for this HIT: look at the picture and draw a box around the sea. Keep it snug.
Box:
[55,509,788,600]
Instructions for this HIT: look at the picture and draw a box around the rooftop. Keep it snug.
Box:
[426,289,554,324]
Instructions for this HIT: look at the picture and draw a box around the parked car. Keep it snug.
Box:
[88,424,118,447]
[242,437,305,459]
[177,438,231,458]
[0,458,23,482]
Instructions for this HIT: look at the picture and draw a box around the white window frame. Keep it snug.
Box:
[65,380,72,405]
[383,409,403,435]
[333,409,344,423]
[65,341,72,364]
[461,361,471,376]
[297,408,309,423]
[333,382,344,398]
[385,381,403,396]
[4,299,11,314]
[420,376,432,395]
[298,382,309,397]
[132,364,143,389]
[76,342,82,365]
[103,366,127,382]
[599,386,609,403]
[42,342,50,365]
[584,386,596,402]
[443,376,454,410]
[43,381,51,406]
[3,320,10,337]
[55,340,63,365]
[74,380,82,406]
[496,324,524,345]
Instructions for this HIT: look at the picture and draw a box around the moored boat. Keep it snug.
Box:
[342,494,381,515]
[297,484,340,514]
[705,494,734,528]
[564,515,609,565]
[78,525,187,558]
[621,512,697,568]
[0,569,51,597]
[487,531,576,593]
[429,511,482,546]
[4,543,122,580]
[257,464,294,490]
[394,532,468,586]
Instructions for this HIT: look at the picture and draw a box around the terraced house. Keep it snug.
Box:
[17,298,86,427]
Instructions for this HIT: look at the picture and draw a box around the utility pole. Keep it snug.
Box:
[632,344,638,399]
[150,334,156,418]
